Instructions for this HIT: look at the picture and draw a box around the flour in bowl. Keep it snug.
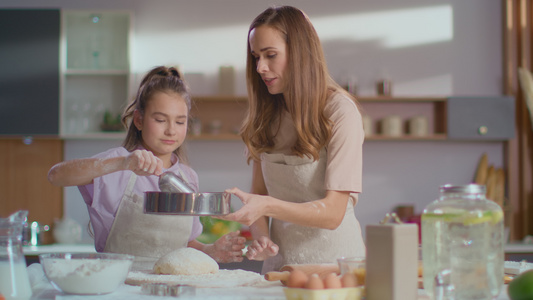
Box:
[42,258,132,294]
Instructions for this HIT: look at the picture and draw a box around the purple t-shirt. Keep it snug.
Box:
[78,147,202,252]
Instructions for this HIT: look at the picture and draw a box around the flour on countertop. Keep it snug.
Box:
[126,269,264,288]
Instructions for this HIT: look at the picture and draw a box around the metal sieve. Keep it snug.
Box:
[158,172,194,193]
[144,192,231,216]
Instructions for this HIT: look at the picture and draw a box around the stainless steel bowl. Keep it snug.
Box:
[144,192,231,216]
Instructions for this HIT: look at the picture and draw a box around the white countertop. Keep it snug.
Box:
[32,283,287,300]
[22,243,526,299]
[28,261,286,300]
[30,279,512,300]
[26,262,512,300]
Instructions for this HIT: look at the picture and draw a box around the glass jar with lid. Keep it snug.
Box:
[421,184,504,300]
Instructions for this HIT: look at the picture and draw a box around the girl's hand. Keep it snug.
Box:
[204,231,246,263]
[124,149,163,176]
[246,236,279,261]
[218,187,269,226]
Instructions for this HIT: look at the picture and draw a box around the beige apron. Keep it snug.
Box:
[261,150,365,273]
[104,172,192,270]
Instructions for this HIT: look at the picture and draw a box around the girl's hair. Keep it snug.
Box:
[121,66,192,164]
[241,6,355,163]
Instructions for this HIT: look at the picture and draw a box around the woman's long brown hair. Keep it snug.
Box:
[242,6,354,163]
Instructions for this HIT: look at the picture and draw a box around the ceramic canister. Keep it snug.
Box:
[382,115,403,137]
[408,116,429,137]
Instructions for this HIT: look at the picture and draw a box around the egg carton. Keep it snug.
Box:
[504,261,533,275]
[283,287,364,300]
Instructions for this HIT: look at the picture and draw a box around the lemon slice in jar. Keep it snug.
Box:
[461,210,503,226]
[422,209,464,222]
[423,210,503,225]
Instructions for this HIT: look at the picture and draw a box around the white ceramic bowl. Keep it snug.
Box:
[39,252,134,295]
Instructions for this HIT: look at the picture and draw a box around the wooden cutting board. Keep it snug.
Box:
[494,168,505,209]
[474,153,488,184]
[486,165,496,200]
[126,269,263,287]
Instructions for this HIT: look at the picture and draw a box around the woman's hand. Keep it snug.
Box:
[218,187,270,226]
[124,149,163,176]
[246,236,279,261]
[203,231,246,263]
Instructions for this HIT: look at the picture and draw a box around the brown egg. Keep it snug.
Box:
[354,268,366,285]
[287,270,308,288]
[305,274,325,290]
[341,272,359,287]
[323,272,342,289]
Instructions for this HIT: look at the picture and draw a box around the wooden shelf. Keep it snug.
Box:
[357,96,447,139]
[193,95,247,102]
[192,95,447,103]
[187,133,241,141]
[187,133,448,143]
[365,134,448,141]
[65,69,129,76]
[357,96,447,103]
[56,95,510,142]
[190,96,248,139]
[189,95,450,141]
[61,132,126,140]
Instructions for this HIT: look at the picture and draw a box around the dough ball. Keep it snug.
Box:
[153,247,219,275]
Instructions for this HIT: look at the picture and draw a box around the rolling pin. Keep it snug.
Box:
[264,271,290,284]
[264,264,340,285]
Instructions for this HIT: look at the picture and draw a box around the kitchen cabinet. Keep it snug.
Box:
[447,96,515,140]
[189,95,514,142]
[60,10,132,138]
[0,138,63,245]
[0,9,60,135]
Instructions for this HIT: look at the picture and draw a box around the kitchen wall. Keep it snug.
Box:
[2,0,504,243]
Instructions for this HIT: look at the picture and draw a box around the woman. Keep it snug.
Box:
[221,6,366,273]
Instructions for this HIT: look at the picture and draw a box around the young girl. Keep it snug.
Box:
[220,6,366,273]
[48,66,245,268]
